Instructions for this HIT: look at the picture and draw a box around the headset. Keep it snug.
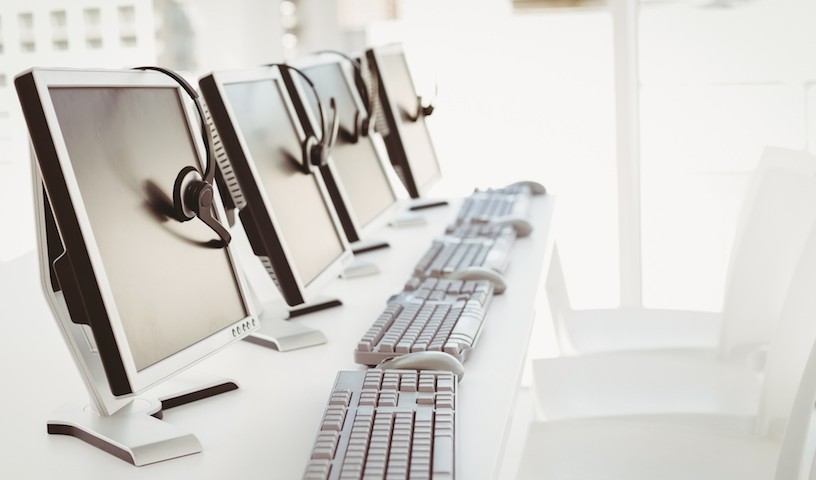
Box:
[367,48,436,123]
[133,66,232,246]
[404,81,436,122]
[312,49,376,143]
[269,63,339,174]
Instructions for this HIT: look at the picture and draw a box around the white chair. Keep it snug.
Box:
[532,148,816,420]
[551,147,816,358]
[516,224,816,479]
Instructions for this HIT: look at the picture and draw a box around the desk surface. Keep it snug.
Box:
[0,196,554,479]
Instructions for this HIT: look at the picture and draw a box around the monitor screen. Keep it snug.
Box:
[48,86,249,372]
[371,45,441,197]
[221,79,346,286]
[296,60,397,231]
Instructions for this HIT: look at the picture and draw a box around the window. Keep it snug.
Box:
[52,10,69,50]
[19,12,35,52]
[84,8,103,48]
[118,5,138,46]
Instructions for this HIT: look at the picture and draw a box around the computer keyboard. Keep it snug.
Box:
[453,189,532,226]
[444,223,517,240]
[355,277,493,365]
[304,369,458,480]
[413,234,514,280]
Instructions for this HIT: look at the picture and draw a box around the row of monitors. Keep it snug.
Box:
[15,44,440,412]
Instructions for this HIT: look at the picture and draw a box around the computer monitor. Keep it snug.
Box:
[287,54,402,249]
[16,67,258,465]
[199,66,353,309]
[366,43,443,200]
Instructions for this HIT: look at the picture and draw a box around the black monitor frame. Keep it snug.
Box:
[199,66,353,307]
[366,43,442,199]
[15,68,261,465]
[16,67,257,401]
[287,54,402,244]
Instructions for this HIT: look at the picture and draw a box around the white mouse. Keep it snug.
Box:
[495,216,534,237]
[508,180,546,195]
[378,351,466,380]
[444,266,507,294]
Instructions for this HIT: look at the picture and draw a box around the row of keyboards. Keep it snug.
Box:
[305,182,545,480]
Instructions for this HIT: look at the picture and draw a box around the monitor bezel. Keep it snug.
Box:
[199,66,353,307]
[288,54,403,241]
[366,43,443,199]
[17,67,258,398]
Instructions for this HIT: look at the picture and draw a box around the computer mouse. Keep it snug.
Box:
[496,216,533,237]
[508,180,546,195]
[444,266,507,294]
[378,351,466,380]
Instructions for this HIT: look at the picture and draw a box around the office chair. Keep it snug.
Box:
[550,147,816,358]
[517,216,816,479]
[532,147,816,421]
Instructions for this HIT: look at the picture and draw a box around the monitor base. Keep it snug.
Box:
[150,372,239,410]
[244,315,327,352]
[243,296,340,351]
[350,238,390,255]
[288,295,342,318]
[47,373,239,466]
[408,199,449,211]
[341,259,380,279]
[389,213,427,228]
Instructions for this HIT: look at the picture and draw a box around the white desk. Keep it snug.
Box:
[0,196,554,479]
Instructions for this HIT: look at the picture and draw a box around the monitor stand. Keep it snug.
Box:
[350,238,390,255]
[47,372,239,466]
[408,198,449,211]
[342,258,380,278]
[244,315,327,351]
[287,295,343,318]
[243,295,340,352]
[344,238,392,278]
[230,227,338,351]
[389,213,427,228]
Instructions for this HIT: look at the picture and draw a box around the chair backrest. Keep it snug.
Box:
[751,219,816,478]
[719,147,816,359]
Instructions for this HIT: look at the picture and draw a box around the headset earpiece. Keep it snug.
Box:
[173,166,200,221]
[301,135,319,173]
[172,165,231,241]
[419,80,438,118]
[308,96,338,168]
[356,111,368,141]
[421,102,434,117]
[308,139,327,169]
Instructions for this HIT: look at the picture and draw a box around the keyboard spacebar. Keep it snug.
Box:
[433,436,454,477]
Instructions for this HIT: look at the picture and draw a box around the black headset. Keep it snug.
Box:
[313,49,376,143]
[404,82,436,122]
[268,63,339,174]
[134,66,231,246]
[369,50,435,123]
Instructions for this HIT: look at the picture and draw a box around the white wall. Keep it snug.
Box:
[0,0,155,262]
[156,0,283,71]
[369,0,621,307]
[359,0,816,310]
[639,0,816,310]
